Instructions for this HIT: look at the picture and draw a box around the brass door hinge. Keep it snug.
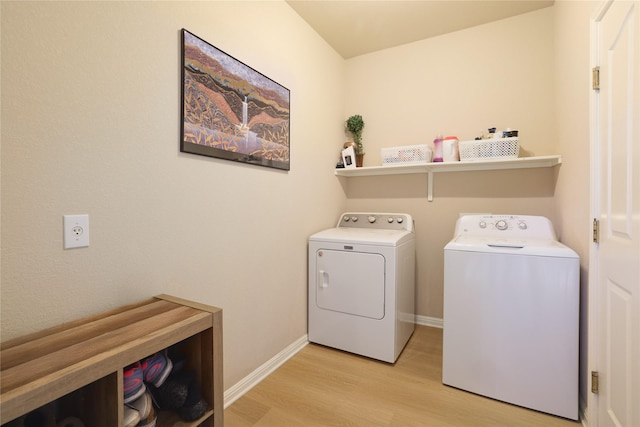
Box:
[592,371,599,394]
[593,66,600,90]
[593,218,600,243]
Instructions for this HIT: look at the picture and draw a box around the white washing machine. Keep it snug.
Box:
[308,212,415,363]
[443,214,579,420]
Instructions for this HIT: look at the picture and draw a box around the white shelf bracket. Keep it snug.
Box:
[428,171,434,202]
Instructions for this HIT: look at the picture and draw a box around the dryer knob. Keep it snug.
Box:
[343,216,350,222]
[387,217,394,223]
[368,216,376,223]
[351,216,358,222]
[496,220,508,230]
[479,221,487,228]
[518,221,527,230]
[396,217,404,223]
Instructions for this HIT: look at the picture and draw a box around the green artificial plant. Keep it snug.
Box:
[345,115,365,154]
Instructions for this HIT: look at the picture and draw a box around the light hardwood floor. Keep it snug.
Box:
[225,326,581,426]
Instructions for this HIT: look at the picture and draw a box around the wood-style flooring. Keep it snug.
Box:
[225,326,581,426]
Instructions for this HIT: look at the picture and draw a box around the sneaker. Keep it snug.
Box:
[179,377,207,421]
[168,349,187,373]
[137,404,157,427]
[126,391,152,420]
[123,362,146,403]
[179,398,207,422]
[123,405,140,427]
[140,351,173,387]
[147,372,191,410]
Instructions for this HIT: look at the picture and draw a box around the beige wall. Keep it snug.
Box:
[0,1,346,388]
[342,8,558,319]
[341,0,598,411]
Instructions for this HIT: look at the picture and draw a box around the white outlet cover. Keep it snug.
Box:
[64,214,90,249]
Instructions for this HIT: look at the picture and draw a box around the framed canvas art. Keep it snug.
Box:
[181,29,290,170]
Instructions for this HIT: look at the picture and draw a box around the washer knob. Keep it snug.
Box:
[368,216,376,223]
[343,215,350,222]
[396,217,404,223]
[387,217,394,223]
[495,220,508,230]
[351,216,358,222]
[518,221,527,230]
[479,221,487,228]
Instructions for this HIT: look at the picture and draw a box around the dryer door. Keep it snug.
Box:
[315,249,385,319]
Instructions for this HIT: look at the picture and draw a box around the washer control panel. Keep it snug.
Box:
[455,215,555,239]
[338,213,413,232]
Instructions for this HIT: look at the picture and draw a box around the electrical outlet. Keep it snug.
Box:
[64,214,90,249]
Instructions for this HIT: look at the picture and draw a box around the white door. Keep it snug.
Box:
[315,249,385,319]
[592,1,640,425]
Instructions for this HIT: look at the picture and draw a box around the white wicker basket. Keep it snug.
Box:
[381,144,432,166]
[458,137,519,161]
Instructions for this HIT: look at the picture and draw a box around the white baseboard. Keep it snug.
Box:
[224,334,309,408]
[415,315,443,328]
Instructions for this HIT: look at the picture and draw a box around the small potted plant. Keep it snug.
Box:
[345,114,365,166]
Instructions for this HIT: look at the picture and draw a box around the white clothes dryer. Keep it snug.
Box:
[443,214,579,420]
[308,212,415,363]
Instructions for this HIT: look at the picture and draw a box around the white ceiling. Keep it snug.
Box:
[286,0,554,59]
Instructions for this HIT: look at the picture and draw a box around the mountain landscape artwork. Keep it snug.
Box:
[181,30,290,170]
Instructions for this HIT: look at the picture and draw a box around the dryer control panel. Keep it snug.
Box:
[453,215,556,240]
[337,213,413,232]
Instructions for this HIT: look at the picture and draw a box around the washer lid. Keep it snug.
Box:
[445,236,578,258]
[310,227,414,246]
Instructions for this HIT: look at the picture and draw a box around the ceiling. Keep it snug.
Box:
[286,1,554,59]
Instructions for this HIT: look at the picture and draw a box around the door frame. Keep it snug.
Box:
[588,0,609,425]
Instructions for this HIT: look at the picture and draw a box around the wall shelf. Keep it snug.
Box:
[334,155,562,201]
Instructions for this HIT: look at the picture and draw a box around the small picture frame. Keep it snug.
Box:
[342,146,356,169]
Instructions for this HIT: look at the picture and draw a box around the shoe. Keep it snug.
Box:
[126,391,152,420]
[168,349,187,373]
[179,398,207,422]
[179,378,207,421]
[123,406,140,427]
[136,405,157,427]
[147,372,192,410]
[123,362,146,403]
[140,351,173,387]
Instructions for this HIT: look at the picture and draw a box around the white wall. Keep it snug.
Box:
[342,8,557,319]
[0,1,346,388]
